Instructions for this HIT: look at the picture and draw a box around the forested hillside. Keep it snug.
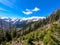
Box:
[0,9,60,45]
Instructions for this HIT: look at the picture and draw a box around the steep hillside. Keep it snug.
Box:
[5,22,60,45]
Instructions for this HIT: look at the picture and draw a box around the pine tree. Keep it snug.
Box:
[9,18,12,33]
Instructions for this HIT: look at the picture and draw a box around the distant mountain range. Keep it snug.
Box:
[0,17,42,30]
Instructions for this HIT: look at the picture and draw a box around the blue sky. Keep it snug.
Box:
[0,0,60,18]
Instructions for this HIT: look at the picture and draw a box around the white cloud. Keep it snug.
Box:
[22,7,40,15]
[0,16,45,20]
[22,11,32,15]
[21,16,45,22]
[0,7,8,11]
[22,9,32,15]
[28,16,45,19]
[19,16,45,21]
[32,7,40,12]
[0,16,8,19]
[25,9,30,11]
[0,0,16,8]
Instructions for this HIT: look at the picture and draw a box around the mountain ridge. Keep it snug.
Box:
[0,17,44,29]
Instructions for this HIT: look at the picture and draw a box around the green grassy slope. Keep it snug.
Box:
[22,23,60,45]
[6,23,60,45]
